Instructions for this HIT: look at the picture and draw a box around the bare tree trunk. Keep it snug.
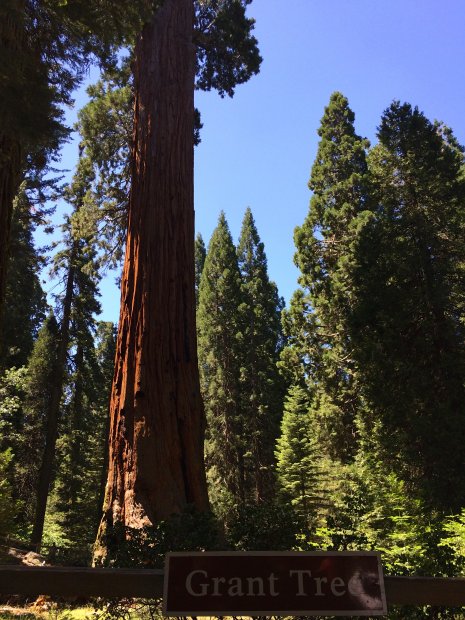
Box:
[95,0,209,556]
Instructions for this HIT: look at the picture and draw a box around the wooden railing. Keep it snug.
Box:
[1,566,465,607]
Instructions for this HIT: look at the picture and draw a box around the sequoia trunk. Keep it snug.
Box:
[96,0,209,552]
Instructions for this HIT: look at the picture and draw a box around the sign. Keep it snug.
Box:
[163,551,387,617]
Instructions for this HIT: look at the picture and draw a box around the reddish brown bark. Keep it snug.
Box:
[96,0,209,551]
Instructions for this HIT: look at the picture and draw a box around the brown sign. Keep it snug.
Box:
[163,551,387,616]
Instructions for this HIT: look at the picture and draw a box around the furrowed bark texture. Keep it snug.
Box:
[97,0,209,547]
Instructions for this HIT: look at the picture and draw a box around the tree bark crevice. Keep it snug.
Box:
[95,0,209,559]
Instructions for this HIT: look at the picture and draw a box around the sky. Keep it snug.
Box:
[49,0,465,324]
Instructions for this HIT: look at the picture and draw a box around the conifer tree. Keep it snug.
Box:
[0,0,155,319]
[197,213,245,511]
[282,92,370,463]
[350,102,465,511]
[75,60,133,269]
[236,208,284,501]
[52,230,103,544]
[275,385,321,527]
[0,449,17,536]
[0,185,46,369]
[19,314,59,527]
[98,1,262,552]
[31,152,103,547]
[195,233,207,308]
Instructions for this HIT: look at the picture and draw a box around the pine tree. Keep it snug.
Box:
[0,365,28,531]
[195,233,207,308]
[52,230,103,544]
[275,385,322,527]
[0,0,156,319]
[197,213,245,511]
[75,59,133,269]
[18,314,59,527]
[236,207,284,502]
[282,92,371,463]
[349,102,465,511]
[0,184,46,369]
[31,151,103,547]
[47,320,117,545]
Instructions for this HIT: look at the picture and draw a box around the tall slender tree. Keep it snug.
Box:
[31,153,102,547]
[20,314,59,527]
[54,323,115,544]
[198,213,245,511]
[237,207,284,501]
[30,265,74,547]
[282,92,370,463]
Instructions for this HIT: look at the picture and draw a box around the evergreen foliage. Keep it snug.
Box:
[282,92,371,463]
[75,60,133,269]
[224,501,299,551]
[3,52,465,614]
[20,314,59,527]
[0,449,17,536]
[0,0,157,319]
[0,185,47,369]
[197,212,245,510]
[349,102,465,511]
[53,322,115,545]
[45,157,114,545]
[0,0,152,156]
[275,385,322,527]
[198,209,285,515]
[236,207,284,501]
[195,232,207,308]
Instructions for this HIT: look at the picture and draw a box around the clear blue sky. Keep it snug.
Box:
[50,0,465,324]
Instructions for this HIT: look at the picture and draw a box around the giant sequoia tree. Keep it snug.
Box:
[96,0,261,549]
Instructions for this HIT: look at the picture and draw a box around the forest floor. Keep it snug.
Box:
[0,545,93,620]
